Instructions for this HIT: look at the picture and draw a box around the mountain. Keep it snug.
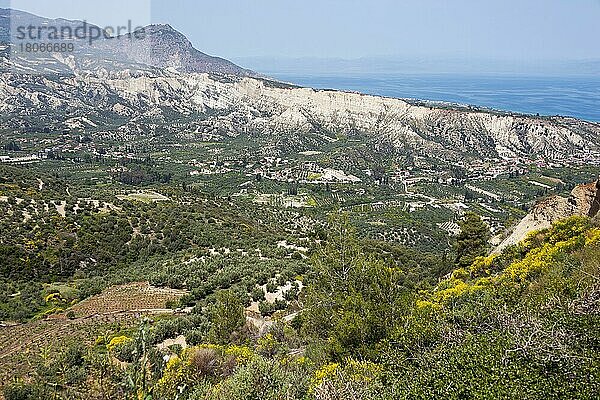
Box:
[90,24,257,76]
[0,8,256,77]
[0,9,10,42]
[0,8,599,164]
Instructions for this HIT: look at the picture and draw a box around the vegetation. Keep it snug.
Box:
[1,157,600,399]
[208,290,247,345]
[453,212,491,267]
[2,201,599,399]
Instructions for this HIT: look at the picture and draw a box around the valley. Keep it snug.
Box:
[0,6,600,400]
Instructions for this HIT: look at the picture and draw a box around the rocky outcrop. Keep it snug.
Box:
[496,180,600,252]
[572,180,600,217]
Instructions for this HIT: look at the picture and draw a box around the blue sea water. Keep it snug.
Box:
[268,73,600,122]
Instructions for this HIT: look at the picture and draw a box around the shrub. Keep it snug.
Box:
[3,383,47,400]
[206,356,309,400]
[188,347,219,377]
[106,335,132,352]
[107,336,134,362]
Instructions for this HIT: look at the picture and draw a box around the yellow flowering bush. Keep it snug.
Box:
[343,359,383,383]
[310,363,340,392]
[504,232,585,282]
[469,254,499,277]
[545,216,590,244]
[585,228,600,245]
[431,278,491,305]
[224,345,255,364]
[421,216,596,309]
[154,355,187,396]
[416,300,442,311]
[44,292,63,303]
[106,336,131,352]
[310,359,382,394]
[295,356,309,366]
[451,268,469,281]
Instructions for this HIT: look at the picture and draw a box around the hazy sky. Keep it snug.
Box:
[3,0,600,62]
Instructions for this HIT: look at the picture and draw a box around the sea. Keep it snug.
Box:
[266,73,600,123]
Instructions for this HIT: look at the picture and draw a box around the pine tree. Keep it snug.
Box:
[208,290,246,344]
[454,212,491,268]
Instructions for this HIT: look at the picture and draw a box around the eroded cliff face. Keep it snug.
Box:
[1,72,599,163]
[496,180,600,252]
[572,180,600,217]
[1,10,599,162]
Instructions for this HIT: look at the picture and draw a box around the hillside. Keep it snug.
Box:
[0,10,599,165]
[497,179,600,251]
[1,201,599,399]
[0,71,599,164]
[1,7,600,400]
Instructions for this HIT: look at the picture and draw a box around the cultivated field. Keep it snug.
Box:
[0,282,187,383]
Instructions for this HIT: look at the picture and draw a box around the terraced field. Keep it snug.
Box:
[0,283,188,383]
[69,282,187,317]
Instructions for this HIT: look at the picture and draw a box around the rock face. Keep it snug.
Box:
[496,180,600,252]
[572,181,600,217]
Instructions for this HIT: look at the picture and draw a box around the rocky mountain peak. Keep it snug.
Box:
[0,8,257,77]
[100,22,255,76]
[137,24,192,49]
[142,24,182,35]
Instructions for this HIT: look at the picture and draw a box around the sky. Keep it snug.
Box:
[3,0,600,69]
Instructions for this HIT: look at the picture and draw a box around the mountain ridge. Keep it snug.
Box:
[92,23,257,77]
[0,9,599,165]
[0,8,257,77]
[1,67,599,163]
